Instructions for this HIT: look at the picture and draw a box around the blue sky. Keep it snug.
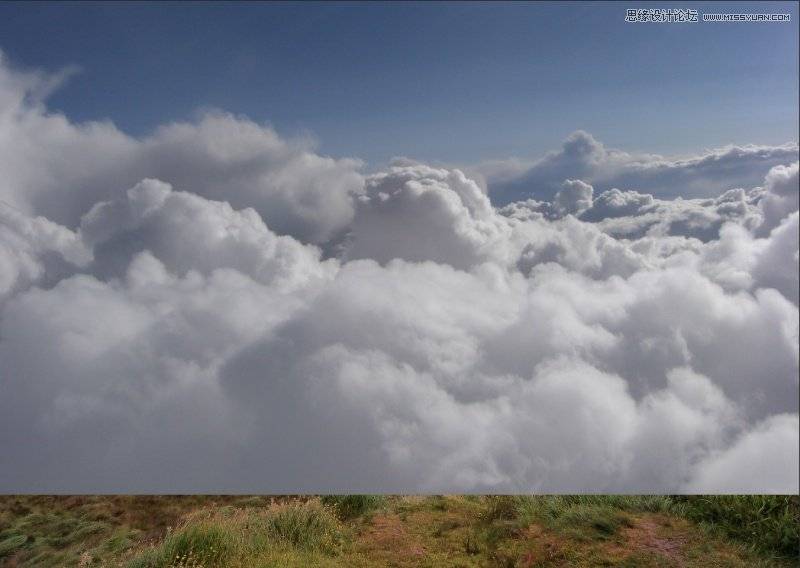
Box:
[0,1,797,164]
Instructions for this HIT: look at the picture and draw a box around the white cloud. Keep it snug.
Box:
[474,130,798,203]
[0,51,364,243]
[344,164,511,269]
[0,201,90,304]
[583,186,764,241]
[757,161,799,235]
[752,213,799,305]
[0,53,797,492]
[684,414,799,494]
[552,179,594,218]
[80,178,337,289]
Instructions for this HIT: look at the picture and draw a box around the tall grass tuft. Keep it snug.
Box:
[125,499,344,567]
[126,521,237,568]
[160,523,235,567]
[479,496,519,523]
[258,499,344,552]
[320,495,385,520]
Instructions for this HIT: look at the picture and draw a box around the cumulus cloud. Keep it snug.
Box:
[0,53,797,493]
[79,178,337,289]
[684,414,799,494]
[343,164,511,269]
[500,161,795,245]
[757,161,799,235]
[0,201,90,304]
[584,186,765,241]
[475,130,798,204]
[0,51,364,244]
[552,179,594,218]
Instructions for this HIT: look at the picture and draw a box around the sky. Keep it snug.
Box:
[0,2,798,493]
[0,1,797,165]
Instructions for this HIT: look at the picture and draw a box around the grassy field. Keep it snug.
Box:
[0,495,797,567]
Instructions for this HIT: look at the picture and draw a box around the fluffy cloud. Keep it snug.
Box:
[501,161,796,245]
[80,178,337,289]
[475,130,798,204]
[0,51,364,243]
[0,201,90,304]
[582,186,764,241]
[0,54,797,493]
[684,414,799,494]
[552,179,594,218]
[757,161,799,235]
[344,164,511,269]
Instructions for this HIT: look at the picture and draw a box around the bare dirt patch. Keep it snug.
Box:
[614,514,688,565]
[357,513,428,565]
[517,525,569,567]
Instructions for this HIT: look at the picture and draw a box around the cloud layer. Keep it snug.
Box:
[0,54,797,493]
[474,130,798,204]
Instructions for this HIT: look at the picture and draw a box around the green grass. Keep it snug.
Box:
[458,495,799,564]
[258,500,344,552]
[0,496,270,567]
[673,495,799,559]
[0,507,118,566]
[149,523,235,567]
[124,499,345,568]
[515,495,674,522]
[0,534,27,557]
[320,496,385,520]
[552,504,634,540]
[0,495,797,567]
[512,495,798,559]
